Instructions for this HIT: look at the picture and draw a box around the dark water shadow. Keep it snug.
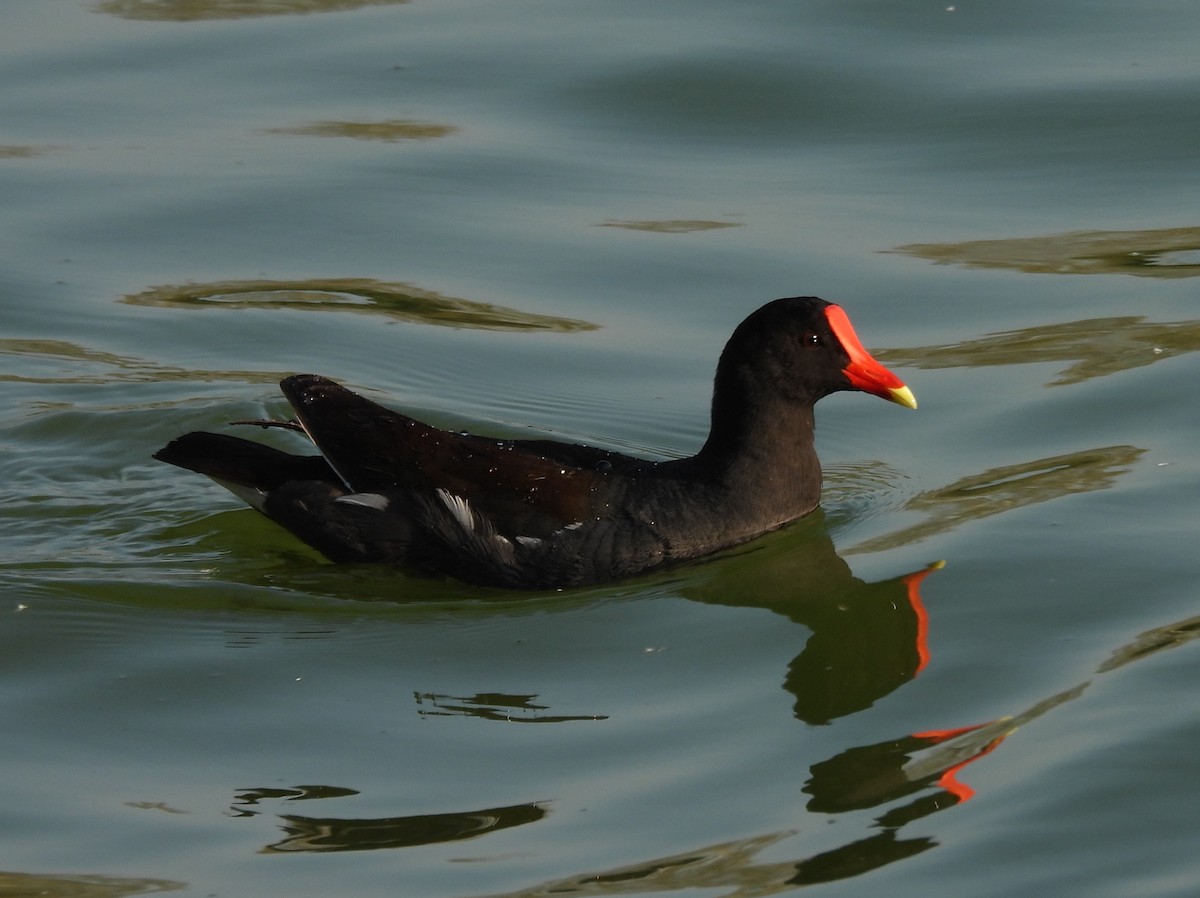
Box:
[889,225,1200,279]
[121,279,598,333]
[93,0,409,21]
[414,691,609,723]
[229,786,546,853]
[877,315,1200,386]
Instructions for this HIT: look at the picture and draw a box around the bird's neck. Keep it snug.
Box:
[693,395,823,519]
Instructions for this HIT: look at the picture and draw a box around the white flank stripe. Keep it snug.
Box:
[436,488,475,531]
[336,492,390,510]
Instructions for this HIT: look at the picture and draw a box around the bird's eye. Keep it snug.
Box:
[803,331,821,346]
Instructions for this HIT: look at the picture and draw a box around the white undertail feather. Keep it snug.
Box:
[434,488,524,551]
[436,488,476,531]
[335,492,390,510]
[211,477,268,513]
[435,489,584,554]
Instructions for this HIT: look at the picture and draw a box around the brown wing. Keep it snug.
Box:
[279,375,616,538]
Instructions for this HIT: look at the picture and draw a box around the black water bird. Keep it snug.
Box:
[155,297,916,588]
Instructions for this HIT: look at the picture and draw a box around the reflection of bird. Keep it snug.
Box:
[804,722,1010,815]
[682,518,939,724]
[155,297,914,588]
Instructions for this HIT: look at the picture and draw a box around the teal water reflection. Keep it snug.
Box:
[891,226,1200,279]
[121,279,597,332]
[848,446,1145,554]
[878,315,1200,386]
[443,605,1200,896]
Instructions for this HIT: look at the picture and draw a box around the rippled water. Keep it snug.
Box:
[3,2,1199,896]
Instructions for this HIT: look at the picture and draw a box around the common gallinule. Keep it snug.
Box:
[155,296,915,588]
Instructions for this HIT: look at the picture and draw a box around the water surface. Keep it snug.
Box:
[2,2,1199,896]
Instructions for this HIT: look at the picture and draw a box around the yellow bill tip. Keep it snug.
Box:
[888,385,918,410]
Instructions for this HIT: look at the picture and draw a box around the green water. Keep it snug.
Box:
[2,1,1199,896]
